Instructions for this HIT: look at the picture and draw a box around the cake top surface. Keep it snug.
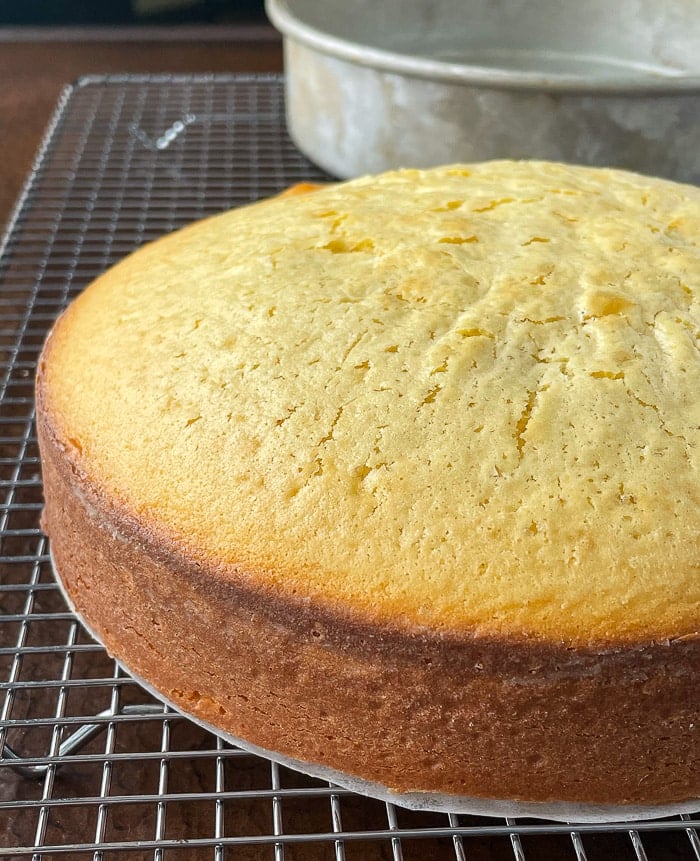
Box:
[40,161,700,644]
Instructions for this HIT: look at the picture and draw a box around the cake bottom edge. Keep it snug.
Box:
[50,551,699,824]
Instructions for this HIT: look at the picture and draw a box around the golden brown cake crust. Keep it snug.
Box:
[37,161,700,645]
[36,162,700,810]
[37,386,699,807]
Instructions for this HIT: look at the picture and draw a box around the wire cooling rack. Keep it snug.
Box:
[0,74,699,861]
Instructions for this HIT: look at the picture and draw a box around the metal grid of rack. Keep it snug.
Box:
[0,74,698,860]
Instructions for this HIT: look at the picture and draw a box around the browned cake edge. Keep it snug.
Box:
[36,370,699,808]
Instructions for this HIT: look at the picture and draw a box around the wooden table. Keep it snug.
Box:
[0,26,283,232]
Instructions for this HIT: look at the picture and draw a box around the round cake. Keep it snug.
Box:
[36,161,699,819]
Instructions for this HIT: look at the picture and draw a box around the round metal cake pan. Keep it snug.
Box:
[266,0,700,182]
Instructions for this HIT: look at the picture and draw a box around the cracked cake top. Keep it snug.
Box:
[38,161,700,644]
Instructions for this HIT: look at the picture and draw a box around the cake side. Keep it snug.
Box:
[37,384,700,807]
[36,161,700,643]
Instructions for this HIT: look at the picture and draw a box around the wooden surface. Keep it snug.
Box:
[0,28,283,232]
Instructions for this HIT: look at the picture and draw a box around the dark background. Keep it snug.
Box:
[0,0,267,25]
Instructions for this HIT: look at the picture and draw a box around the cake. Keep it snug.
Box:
[36,161,699,819]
